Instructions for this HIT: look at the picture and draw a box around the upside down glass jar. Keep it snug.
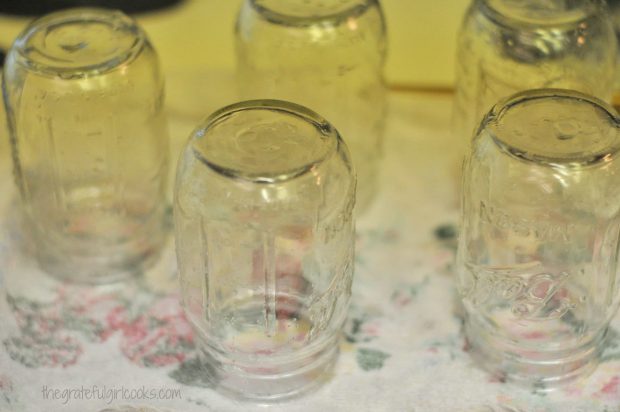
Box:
[457,89,620,388]
[3,8,169,283]
[453,0,617,145]
[174,100,356,401]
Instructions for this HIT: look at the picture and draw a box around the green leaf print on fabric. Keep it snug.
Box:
[356,348,390,371]
[168,357,217,388]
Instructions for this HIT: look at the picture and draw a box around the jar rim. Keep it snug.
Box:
[481,89,620,167]
[11,8,146,78]
[188,99,342,184]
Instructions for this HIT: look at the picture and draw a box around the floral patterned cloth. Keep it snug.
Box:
[0,90,619,412]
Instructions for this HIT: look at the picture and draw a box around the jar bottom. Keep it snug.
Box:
[464,317,606,389]
[194,333,339,402]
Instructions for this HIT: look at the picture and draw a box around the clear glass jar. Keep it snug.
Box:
[457,89,620,388]
[3,8,169,283]
[609,0,620,110]
[453,0,617,144]
[174,100,356,401]
[235,0,386,214]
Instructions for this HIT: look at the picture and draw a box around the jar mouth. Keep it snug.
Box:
[479,0,600,27]
[249,0,375,26]
[483,89,620,167]
[13,8,145,77]
[189,100,340,184]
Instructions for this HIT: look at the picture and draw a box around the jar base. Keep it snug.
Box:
[464,318,605,390]
[195,335,339,402]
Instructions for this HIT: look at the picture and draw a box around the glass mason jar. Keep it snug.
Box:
[453,0,617,145]
[457,89,620,388]
[174,100,356,401]
[3,8,169,283]
[235,0,386,214]
[609,0,620,110]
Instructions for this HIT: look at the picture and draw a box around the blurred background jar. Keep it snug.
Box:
[453,0,617,146]
[235,0,387,214]
[608,0,620,110]
[3,8,169,283]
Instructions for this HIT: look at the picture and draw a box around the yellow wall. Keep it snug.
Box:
[383,1,470,88]
[0,0,470,89]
